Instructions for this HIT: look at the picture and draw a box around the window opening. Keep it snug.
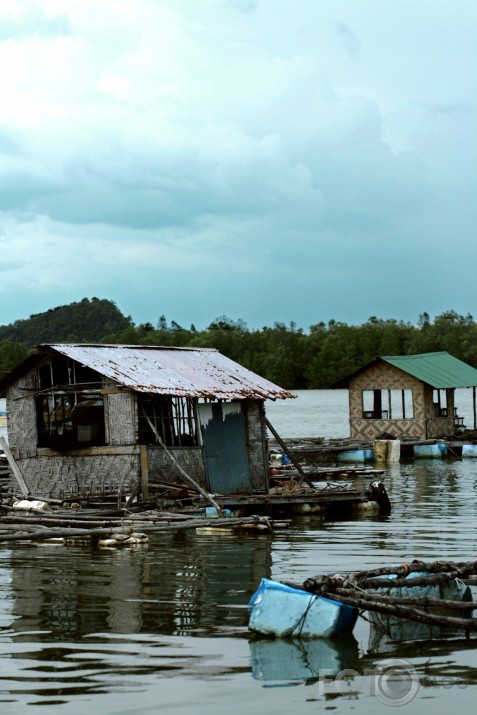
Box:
[36,357,105,449]
[362,389,413,419]
[138,395,198,446]
[433,389,448,416]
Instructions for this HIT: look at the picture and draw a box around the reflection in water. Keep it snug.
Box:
[2,532,272,640]
[250,635,359,680]
[1,457,477,712]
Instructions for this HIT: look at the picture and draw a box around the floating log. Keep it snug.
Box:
[295,559,477,633]
[332,586,477,611]
[0,515,280,542]
[316,589,477,631]
[304,559,477,591]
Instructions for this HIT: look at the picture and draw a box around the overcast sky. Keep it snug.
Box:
[0,0,476,331]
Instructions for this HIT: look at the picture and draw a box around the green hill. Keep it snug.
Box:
[0,298,132,347]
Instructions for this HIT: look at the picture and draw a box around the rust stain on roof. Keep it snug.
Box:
[45,344,296,401]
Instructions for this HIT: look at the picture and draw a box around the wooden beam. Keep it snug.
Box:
[141,409,223,512]
[139,444,149,500]
[0,436,30,497]
[266,418,316,490]
[472,387,477,429]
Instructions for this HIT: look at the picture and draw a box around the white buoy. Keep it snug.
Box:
[12,499,52,512]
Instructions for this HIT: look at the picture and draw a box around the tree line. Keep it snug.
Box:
[0,301,476,390]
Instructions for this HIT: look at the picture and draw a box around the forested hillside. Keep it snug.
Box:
[0,303,475,389]
[0,298,132,346]
[0,298,132,378]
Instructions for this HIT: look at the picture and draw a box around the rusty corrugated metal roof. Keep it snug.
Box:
[43,344,296,400]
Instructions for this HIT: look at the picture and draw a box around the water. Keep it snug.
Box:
[0,397,6,444]
[1,392,477,714]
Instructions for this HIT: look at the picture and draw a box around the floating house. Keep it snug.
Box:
[333,351,477,442]
[0,344,295,500]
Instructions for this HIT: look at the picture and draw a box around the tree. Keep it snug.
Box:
[0,341,29,379]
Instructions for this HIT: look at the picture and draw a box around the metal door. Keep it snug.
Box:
[199,401,252,495]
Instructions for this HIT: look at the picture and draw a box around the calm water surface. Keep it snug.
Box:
[1,391,477,714]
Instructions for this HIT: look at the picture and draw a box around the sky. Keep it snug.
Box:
[0,0,476,331]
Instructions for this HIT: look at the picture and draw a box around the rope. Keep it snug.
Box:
[284,594,318,637]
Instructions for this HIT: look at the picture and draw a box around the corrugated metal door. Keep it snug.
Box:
[199,401,252,495]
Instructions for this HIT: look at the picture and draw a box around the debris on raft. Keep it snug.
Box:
[301,560,477,632]
[0,497,290,545]
[249,560,477,639]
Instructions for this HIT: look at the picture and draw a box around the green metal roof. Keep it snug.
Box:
[381,351,477,389]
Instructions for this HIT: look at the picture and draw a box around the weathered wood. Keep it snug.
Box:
[305,559,477,590]
[295,558,477,632]
[141,409,222,513]
[1,515,125,529]
[36,445,140,457]
[358,571,473,590]
[319,589,477,631]
[332,586,477,611]
[0,515,273,542]
[125,479,142,509]
[0,436,30,497]
[139,444,149,501]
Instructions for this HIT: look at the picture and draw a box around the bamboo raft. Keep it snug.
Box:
[297,560,477,633]
[0,499,290,545]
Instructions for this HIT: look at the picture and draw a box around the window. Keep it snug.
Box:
[138,395,198,446]
[36,357,105,449]
[433,389,447,416]
[362,389,414,419]
[36,390,105,449]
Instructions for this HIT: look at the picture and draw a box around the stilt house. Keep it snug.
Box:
[0,344,294,500]
[333,351,477,441]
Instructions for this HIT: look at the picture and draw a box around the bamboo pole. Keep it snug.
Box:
[332,586,477,611]
[0,515,273,542]
[0,436,30,497]
[306,559,477,586]
[296,558,477,631]
[319,589,477,631]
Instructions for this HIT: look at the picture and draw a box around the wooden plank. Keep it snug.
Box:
[0,436,30,497]
[37,445,139,457]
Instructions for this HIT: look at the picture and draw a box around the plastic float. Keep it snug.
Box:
[248,578,359,638]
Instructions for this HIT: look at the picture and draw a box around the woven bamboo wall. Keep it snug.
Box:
[348,362,454,440]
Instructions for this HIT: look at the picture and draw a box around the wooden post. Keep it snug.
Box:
[140,444,149,500]
[0,436,30,497]
[472,386,477,429]
[265,418,316,490]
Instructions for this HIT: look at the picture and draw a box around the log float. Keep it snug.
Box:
[0,500,288,543]
[297,559,477,632]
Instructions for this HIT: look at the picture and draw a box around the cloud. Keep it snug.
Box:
[0,0,475,329]
[334,21,361,61]
[226,0,259,13]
